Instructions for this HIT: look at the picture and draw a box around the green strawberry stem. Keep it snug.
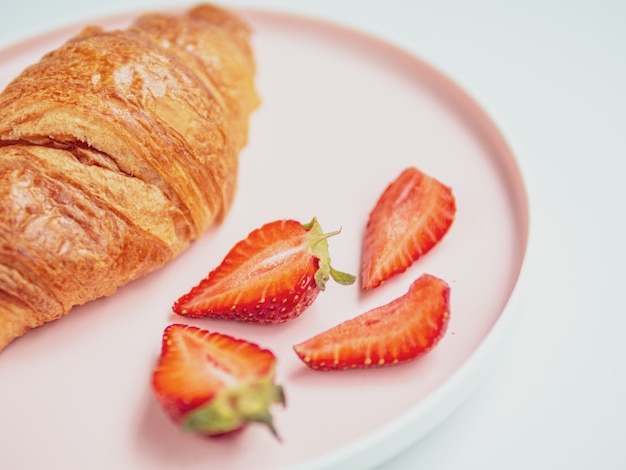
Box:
[183,374,285,440]
[304,218,356,290]
[329,267,357,285]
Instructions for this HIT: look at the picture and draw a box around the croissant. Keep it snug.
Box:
[0,4,259,351]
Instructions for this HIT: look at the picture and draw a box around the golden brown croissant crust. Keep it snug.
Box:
[0,4,259,351]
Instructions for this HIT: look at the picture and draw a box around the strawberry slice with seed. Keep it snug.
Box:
[293,274,450,370]
[361,167,456,290]
[152,324,285,438]
[173,218,355,323]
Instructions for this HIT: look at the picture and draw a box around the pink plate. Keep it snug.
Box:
[0,8,529,470]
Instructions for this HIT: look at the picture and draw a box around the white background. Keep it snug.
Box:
[1,0,625,468]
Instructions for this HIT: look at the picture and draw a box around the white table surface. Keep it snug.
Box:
[1,1,624,469]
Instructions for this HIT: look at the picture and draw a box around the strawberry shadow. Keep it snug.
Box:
[134,385,247,468]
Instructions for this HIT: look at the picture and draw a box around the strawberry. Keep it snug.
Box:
[361,167,456,290]
[173,218,355,323]
[293,274,450,370]
[152,324,285,438]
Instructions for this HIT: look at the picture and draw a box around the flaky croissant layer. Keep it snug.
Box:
[0,4,259,351]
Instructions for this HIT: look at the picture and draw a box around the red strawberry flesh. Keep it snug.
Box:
[152,324,285,438]
[361,167,456,290]
[293,274,450,370]
[173,218,355,323]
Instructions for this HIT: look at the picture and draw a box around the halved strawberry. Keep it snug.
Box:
[152,324,285,438]
[293,274,450,370]
[173,218,355,323]
[361,167,456,290]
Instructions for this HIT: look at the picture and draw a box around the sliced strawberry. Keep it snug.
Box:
[173,218,355,323]
[361,167,456,290]
[152,324,285,438]
[293,274,450,370]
